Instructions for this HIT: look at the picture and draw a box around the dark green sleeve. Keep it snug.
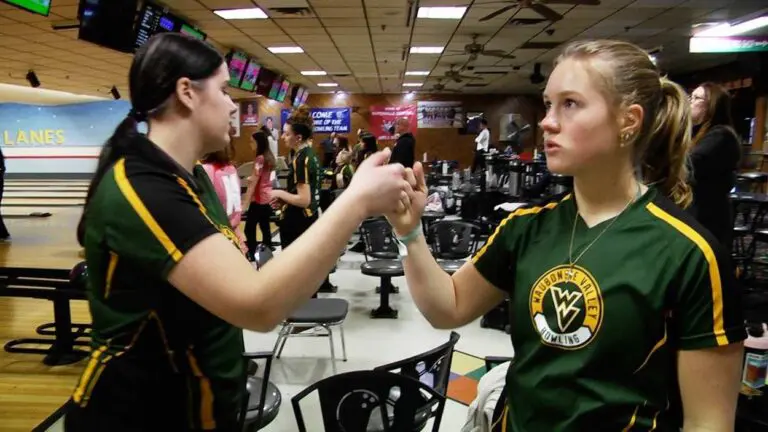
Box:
[471,212,521,294]
[295,153,310,184]
[675,241,746,350]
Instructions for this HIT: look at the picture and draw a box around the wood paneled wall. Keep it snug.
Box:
[231,93,544,168]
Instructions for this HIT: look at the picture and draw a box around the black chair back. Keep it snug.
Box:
[374,331,460,397]
[292,370,445,432]
[360,218,399,260]
[238,351,278,431]
[429,221,479,260]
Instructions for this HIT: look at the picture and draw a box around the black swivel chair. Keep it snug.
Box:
[359,218,403,319]
[239,351,282,431]
[291,370,446,432]
[428,221,480,275]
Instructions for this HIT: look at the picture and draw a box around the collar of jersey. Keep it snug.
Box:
[132,133,202,192]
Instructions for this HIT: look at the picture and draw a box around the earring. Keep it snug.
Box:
[620,132,631,147]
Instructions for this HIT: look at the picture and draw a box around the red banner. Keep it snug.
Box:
[368,105,417,141]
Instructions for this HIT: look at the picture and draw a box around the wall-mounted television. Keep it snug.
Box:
[2,0,51,16]
[240,59,262,92]
[255,68,277,97]
[267,76,283,100]
[134,1,206,51]
[299,88,309,105]
[291,87,304,107]
[78,0,140,54]
[227,51,248,88]
[276,79,290,103]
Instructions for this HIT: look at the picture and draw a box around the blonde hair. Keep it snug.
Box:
[555,39,692,208]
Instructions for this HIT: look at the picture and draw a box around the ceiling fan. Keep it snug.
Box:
[428,80,462,93]
[433,64,483,83]
[443,34,516,60]
[477,0,601,23]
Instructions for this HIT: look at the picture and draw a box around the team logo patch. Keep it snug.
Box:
[529,265,603,349]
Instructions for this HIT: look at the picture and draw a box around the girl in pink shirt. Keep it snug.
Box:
[242,130,275,259]
[202,142,247,253]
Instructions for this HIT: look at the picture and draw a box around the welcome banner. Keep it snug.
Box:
[281,107,351,133]
[369,105,417,141]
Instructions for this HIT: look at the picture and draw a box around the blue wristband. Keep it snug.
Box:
[396,223,423,245]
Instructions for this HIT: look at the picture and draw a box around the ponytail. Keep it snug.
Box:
[76,116,140,245]
[642,77,692,209]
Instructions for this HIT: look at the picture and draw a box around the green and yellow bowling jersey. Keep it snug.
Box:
[284,144,321,218]
[73,136,245,430]
[473,187,745,431]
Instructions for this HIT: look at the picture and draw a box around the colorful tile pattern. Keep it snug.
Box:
[447,351,488,406]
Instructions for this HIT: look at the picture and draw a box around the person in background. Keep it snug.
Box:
[261,124,278,159]
[334,136,355,189]
[0,143,8,240]
[359,132,378,165]
[472,118,490,173]
[270,105,330,296]
[391,117,415,168]
[202,140,246,253]
[388,39,744,431]
[67,33,411,431]
[688,82,741,251]
[243,131,275,257]
[321,131,337,168]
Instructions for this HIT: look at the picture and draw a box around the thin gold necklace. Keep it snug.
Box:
[566,182,642,278]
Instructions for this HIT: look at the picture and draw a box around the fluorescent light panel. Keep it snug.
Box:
[317,83,338,87]
[410,46,444,54]
[695,15,768,37]
[403,83,423,87]
[417,7,467,19]
[268,46,304,54]
[301,71,327,76]
[214,8,267,20]
[405,71,430,76]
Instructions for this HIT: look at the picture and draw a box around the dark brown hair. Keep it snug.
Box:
[286,104,314,141]
[692,82,735,146]
[252,131,275,170]
[202,140,234,166]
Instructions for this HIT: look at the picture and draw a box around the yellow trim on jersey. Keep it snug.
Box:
[104,251,118,299]
[73,345,107,404]
[473,195,571,263]
[649,409,660,431]
[646,203,728,345]
[114,159,183,262]
[187,350,217,430]
[634,320,667,373]
[622,405,639,431]
[303,155,309,186]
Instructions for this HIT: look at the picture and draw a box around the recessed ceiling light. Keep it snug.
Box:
[268,46,304,54]
[317,83,339,87]
[403,83,423,87]
[410,46,444,54]
[695,15,768,37]
[214,8,267,20]
[405,71,430,76]
[301,71,327,76]
[417,7,467,20]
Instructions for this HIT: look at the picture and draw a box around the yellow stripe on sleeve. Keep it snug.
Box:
[646,203,727,345]
[114,159,183,262]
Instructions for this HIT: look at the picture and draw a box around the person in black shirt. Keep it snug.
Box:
[65,33,412,431]
[688,82,741,250]
[391,117,415,168]
[0,145,8,240]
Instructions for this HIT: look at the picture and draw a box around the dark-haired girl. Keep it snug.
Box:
[688,82,741,250]
[243,131,275,257]
[67,33,411,431]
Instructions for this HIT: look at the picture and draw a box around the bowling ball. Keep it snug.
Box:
[69,261,88,290]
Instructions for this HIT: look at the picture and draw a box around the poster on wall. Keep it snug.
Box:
[0,100,130,147]
[417,101,464,128]
[230,102,241,138]
[369,105,417,140]
[259,109,280,143]
[280,107,351,134]
[240,101,259,126]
